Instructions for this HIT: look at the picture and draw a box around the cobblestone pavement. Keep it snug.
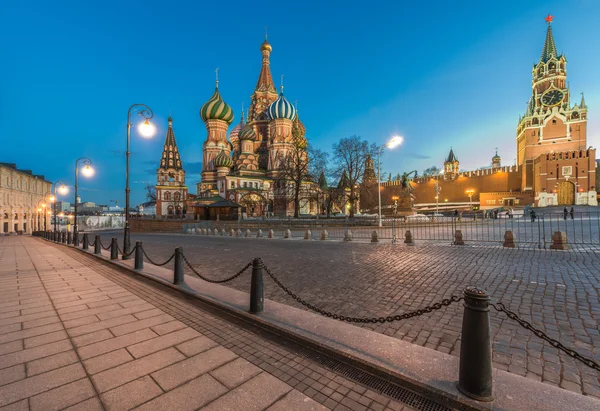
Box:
[96,231,600,398]
[0,236,427,411]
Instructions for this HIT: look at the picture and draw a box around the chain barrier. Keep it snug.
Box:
[88,238,96,247]
[140,246,175,267]
[118,244,137,259]
[492,302,600,371]
[181,252,252,284]
[99,239,111,251]
[261,262,462,323]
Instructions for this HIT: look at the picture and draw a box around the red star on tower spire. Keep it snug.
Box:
[545,14,553,23]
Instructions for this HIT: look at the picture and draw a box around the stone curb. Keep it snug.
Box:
[39,238,600,411]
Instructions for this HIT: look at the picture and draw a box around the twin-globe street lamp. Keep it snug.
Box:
[73,158,95,246]
[123,104,156,259]
[377,136,403,227]
[466,189,475,210]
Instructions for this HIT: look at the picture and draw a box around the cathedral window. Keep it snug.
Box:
[231,182,235,188]
[243,182,247,188]
[552,119,556,125]
[174,192,181,201]
[164,192,171,201]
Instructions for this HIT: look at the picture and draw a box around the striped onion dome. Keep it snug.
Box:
[229,114,245,143]
[238,124,257,141]
[214,150,233,168]
[267,90,297,121]
[200,88,234,124]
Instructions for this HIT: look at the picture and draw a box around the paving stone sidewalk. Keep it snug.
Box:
[0,237,338,411]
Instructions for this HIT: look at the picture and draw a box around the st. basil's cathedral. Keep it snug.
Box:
[155,37,318,218]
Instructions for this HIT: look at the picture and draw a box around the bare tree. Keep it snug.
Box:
[145,184,156,202]
[422,165,441,176]
[332,135,377,217]
[275,127,328,218]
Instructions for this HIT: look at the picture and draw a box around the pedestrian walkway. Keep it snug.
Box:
[0,236,335,411]
[0,236,417,411]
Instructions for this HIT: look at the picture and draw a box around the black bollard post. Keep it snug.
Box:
[94,235,101,255]
[110,238,118,260]
[173,247,184,285]
[82,234,89,250]
[457,286,494,402]
[249,258,264,313]
[67,231,72,245]
[53,231,57,242]
[74,231,79,247]
[62,231,66,244]
[134,241,144,270]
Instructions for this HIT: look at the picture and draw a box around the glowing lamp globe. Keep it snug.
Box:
[42,203,46,208]
[138,119,156,138]
[48,195,55,202]
[82,165,95,178]
[387,136,404,149]
[58,185,68,195]
[58,212,65,217]
[37,208,42,212]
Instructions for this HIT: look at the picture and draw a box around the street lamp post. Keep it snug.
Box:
[434,181,441,213]
[466,189,475,210]
[74,158,94,245]
[123,104,155,260]
[377,136,403,227]
[52,182,68,234]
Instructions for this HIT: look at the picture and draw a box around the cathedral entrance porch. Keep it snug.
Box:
[557,181,575,205]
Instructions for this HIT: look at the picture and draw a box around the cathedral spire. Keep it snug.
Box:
[540,15,558,63]
[159,117,183,171]
[580,92,587,109]
[256,37,277,93]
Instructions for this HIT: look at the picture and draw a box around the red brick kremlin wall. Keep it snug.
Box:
[380,166,529,206]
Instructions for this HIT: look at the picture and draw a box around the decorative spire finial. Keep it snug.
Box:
[545,14,553,24]
[241,103,245,121]
[265,26,268,40]
[215,68,219,88]
[280,74,284,94]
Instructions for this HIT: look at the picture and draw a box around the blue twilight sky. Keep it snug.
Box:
[1,0,599,206]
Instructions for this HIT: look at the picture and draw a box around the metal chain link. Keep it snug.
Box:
[141,246,175,267]
[99,239,111,251]
[181,252,252,284]
[492,302,600,371]
[88,238,96,247]
[119,244,137,258]
[261,262,462,323]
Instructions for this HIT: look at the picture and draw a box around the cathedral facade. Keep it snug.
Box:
[195,38,317,218]
[377,17,597,211]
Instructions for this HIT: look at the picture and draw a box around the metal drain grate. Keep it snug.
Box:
[294,349,453,411]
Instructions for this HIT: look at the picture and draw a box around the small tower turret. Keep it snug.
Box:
[492,148,501,170]
[444,147,459,178]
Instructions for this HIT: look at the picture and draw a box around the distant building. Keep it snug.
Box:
[138,201,156,215]
[55,201,71,212]
[0,162,53,233]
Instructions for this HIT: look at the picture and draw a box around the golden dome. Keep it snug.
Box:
[260,39,272,53]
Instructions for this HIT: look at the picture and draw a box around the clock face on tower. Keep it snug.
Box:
[541,89,564,106]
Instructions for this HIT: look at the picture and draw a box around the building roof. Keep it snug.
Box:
[445,148,458,163]
[540,22,559,63]
[206,200,241,208]
[0,162,51,182]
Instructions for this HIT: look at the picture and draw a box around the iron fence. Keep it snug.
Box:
[183,211,600,249]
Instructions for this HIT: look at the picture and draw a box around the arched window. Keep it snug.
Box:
[167,205,174,215]
[174,192,181,201]
[164,192,171,201]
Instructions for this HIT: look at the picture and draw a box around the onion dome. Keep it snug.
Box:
[214,149,233,168]
[238,124,257,141]
[229,110,245,142]
[267,88,297,121]
[260,39,272,53]
[200,87,234,124]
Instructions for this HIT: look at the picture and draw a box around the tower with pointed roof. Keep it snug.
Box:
[156,117,188,216]
[444,148,459,178]
[492,149,501,170]
[517,15,588,191]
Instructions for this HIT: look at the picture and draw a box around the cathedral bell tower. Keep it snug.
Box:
[156,117,188,216]
[516,15,588,190]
